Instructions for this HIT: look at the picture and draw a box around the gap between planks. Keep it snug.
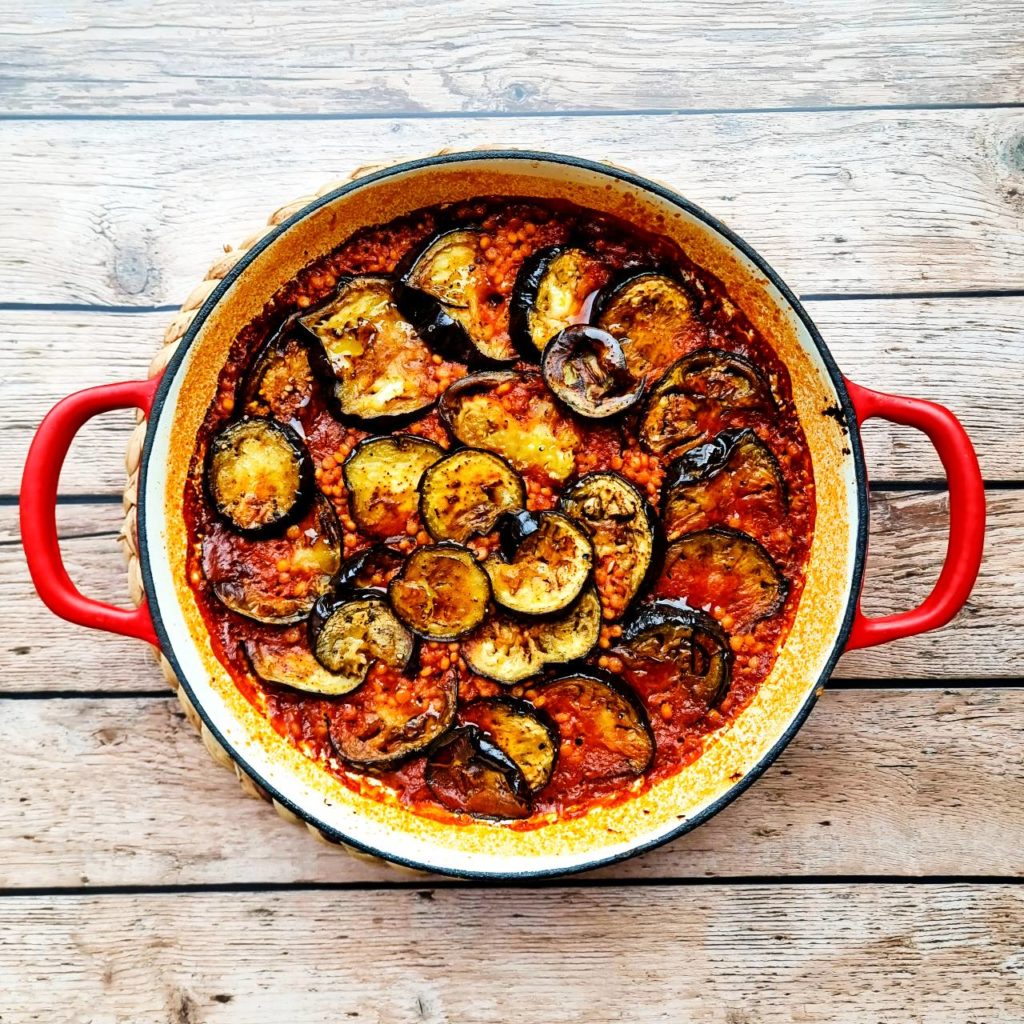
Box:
[3,876,1024,898]
[5,109,1024,309]
[2,686,1021,886]
[3,489,1022,686]
[5,294,1024,492]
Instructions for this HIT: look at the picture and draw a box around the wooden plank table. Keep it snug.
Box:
[2,3,1022,1020]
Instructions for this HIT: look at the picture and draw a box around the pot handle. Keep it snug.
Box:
[20,378,161,647]
[843,377,985,651]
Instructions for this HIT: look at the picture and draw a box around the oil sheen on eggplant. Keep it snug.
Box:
[183,192,817,828]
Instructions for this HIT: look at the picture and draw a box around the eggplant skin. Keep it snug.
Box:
[559,471,660,620]
[592,268,697,380]
[530,670,655,778]
[662,427,788,542]
[203,494,342,625]
[327,666,458,770]
[239,314,318,423]
[497,508,543,561]
[244,631,366,698]
[204,417,313,537]
[388,542,492,641]
[461,585,602,684]
[461,697,559,793]
[484,511,594,616]
[425,726,533,820]
[331,545,405,596]
[509,246,602,359]
[395,228,518,364]
[437,370,518,434]
[393,277,476,365]
[617,600,732,708]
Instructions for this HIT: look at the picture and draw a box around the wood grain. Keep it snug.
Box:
[3,8,1023,1021]
[2,885,1022,1022]
[3,110,1024,308]
[4,296,1023,497]
[3,687,1022,888]
[3,1,1023,115]
[2,489,1018,693]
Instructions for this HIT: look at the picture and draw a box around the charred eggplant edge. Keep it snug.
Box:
[418,447,526,543]
[394,227,517,366]
[325,667,458,771]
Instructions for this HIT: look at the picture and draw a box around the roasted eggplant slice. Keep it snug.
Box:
[419,448,525,543]
[327,665,457,769]
[616,601,732,709]
[309,590,415,684]
[342,435,443,539]
[425,726,532,820]
[594,270,697,379]
[202,494,342,624]
[332,544,405,595]
[541,325,643,419]
[205,417,312,535]
[462,586,602,684]
[299,275,441,422]
[388,543,491,640]
[560,472,658,620]
[640,348,775,456]
[509,246,607,357]
[662,428,787,542]
[530,672,655,780]
[438,370,580,483]
[396,228,517,363]
[461,697,558,793]
[240,318,318,425]
[244,631,365,697]
[658,528,787,629]
[485,511,593,616]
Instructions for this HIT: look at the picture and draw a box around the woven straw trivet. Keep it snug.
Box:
[117,156,447,867]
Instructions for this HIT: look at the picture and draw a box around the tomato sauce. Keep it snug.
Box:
[183,196,815,828]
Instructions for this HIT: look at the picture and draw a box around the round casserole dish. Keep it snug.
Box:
[21,151,985,878]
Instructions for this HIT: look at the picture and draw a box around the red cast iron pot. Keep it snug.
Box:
[20,152,986,878]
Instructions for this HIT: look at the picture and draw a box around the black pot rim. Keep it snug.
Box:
[138,149,869,880]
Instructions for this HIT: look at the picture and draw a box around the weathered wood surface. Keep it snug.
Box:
[3,687,1021,888]
[3,1,1023,115]
[4,296,1023,497]
[3,489,1019,694]
[2,885,1022,1022]
[4,9,1023,1021]
[4,111,1024,308]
